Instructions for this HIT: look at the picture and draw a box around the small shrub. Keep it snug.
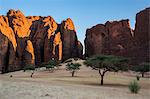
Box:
[45,60,58,72]
[136,76,140,81]
[66,63,81,77]
[23,65,35,72]
[45,64,55,72]
[129,80,140,94]
[23,65,35,78]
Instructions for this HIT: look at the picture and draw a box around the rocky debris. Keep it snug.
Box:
[85,8,149,64]
[0,10,83,73]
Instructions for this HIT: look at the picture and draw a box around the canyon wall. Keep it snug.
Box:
[0,10,83,73]
[85,8,150,64]
[0,8,149,73]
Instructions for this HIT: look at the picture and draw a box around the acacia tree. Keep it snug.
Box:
[45,60,58,72]
[84,55,128,85]
[132,62,150,77]
[23,64,35,78]
[66,63,81,77]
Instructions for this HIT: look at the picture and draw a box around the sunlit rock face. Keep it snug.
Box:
[134,7,150,63]
[0,10,83,73]
[7,10,33,68]
[0,16,17,73]
[60,18,81,60]
[0,16,17,50]
[85,8,149,64]
[7,10,31,38]
[23,40,35,65]
[29,16,61,65]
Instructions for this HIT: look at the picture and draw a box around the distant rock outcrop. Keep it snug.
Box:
[85,19,134,57]
[134,7,150,63]
[0,10,83,73]
[85,8,149,64]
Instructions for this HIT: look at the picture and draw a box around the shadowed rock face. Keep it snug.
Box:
[0,10,83,73]
[85,8,149,64]
[134,7,150,63]
[85,20,134,57]
[60,18,80,60]
[85,24,107,56]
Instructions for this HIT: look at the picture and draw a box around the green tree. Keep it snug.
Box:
[66,63,81,77]
[23,64,35,78]
[84,55,128,85]
[45,60,58,72]
[132,62,150,77]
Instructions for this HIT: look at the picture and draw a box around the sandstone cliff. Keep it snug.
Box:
[85,8,149,64]
[134,7,150,63]
[85,19,134,57]
[0,10,83,73]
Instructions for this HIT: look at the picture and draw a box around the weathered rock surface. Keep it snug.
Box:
[85,24,107,56]
[0,16,17,73]
[134,7,150,63]
[23,40,35,65]
[0,10,83,73]
[60,18,80,60]
[85,19,134,57]
[85,8,149,64]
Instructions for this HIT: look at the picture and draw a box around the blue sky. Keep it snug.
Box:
[0,0,149,45]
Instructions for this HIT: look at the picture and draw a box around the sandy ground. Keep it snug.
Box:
[0,60,150,99]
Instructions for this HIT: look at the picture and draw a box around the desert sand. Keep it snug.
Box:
[0,60,150,99]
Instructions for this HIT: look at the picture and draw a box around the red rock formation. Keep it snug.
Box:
[60,18,80,60]
[104,19,134,56]
[85,8,149,64]
[85,19,134,58]
[0,16,18,73]
[29,16,60,65]
[85,24,107,56]
[0,10,83,73]
[134,7,150,63]
[77,41,83,58]
[7,10,31,37]
[23,40,35,65]
[0,16,17,50]
[7,10,34,68]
